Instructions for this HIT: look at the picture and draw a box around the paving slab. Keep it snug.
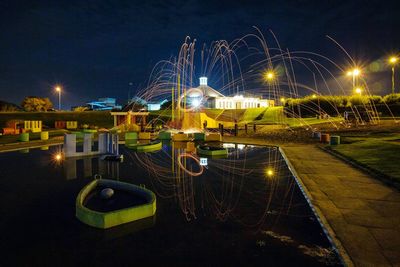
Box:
[281,144,400,267]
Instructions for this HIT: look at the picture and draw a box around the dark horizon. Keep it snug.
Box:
[1,0,400,109]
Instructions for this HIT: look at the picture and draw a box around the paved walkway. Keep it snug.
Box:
[282,145,400,267]
[223,136,400,266]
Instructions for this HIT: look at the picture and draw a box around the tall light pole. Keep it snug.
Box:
[263,70,276,101]
[346,68,361,93]
[389,57,398,94]
[55,86,61,110]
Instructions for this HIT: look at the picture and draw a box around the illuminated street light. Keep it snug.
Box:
[346,68,361,93]
[264,70,275,82]
[55,86,62,110]
[389,56,398,94]
[312,94,317,99]
[355,87,362,95]
[280,97,285,105]
[263,70,276,101]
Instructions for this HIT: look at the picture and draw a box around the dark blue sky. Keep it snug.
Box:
[0,0,399,108]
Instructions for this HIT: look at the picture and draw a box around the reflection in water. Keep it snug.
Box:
[1,144,341,266]
[64,156,120,180]
[124,142,296,227]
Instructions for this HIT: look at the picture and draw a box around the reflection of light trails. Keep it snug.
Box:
[177,153,204,176]
[122,144,300,229]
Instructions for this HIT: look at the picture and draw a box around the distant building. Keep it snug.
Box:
[126,97,168,111]
[86,98,122,110]
[186,77,274,109]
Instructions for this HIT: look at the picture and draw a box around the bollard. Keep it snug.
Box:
[220,124,224,136]
[320,133,330,143]
[330,135,341,145]
[19,132,29,142]
[245,124,248,134]
[253,124,256,133]
[40,131,49,140]
[234,124,238,136]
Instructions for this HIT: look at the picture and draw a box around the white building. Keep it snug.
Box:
[186,77,274,109]
[213,95,272,109]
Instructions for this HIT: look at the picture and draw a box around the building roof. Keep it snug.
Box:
[187,85,225,98]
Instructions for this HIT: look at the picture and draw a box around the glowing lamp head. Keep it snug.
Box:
[280,97,285,103]
[264,71,275,81]
[353,68,360,76]
[389,57,398,64]
[355,87,362,95]
[312,94,317,99]
[191,99,201,108]
[55,86,61,92]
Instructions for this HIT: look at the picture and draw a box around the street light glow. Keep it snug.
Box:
[55,86,61,92]
[264,70,275,81]
[280,97,285,103]
[355,87,362,95]
[265,168,274,177]
[346,68,361,76]
[312,94,317,99]
[389,56,398,64]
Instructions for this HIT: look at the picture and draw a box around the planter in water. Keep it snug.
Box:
[127,141,162,152]
[197,145,228,157]
[158,131,171,140]
[76,179,156,229]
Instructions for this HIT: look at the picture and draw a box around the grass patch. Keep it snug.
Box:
[330,133,400,182]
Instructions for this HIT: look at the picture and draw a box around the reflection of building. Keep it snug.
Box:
[186,77,274,109]
[86,98,122,110]
[64,156,120,180]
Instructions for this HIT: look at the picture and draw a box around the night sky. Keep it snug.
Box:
[1,0,399,108]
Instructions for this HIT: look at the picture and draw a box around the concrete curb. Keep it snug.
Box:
[279,147,354,267]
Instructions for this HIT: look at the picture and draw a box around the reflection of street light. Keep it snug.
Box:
[355,87,362,95]
[55,86,62,110]
[389,56,398,94]
[265,168,274,178]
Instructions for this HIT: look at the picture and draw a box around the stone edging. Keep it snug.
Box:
[320,145,400,191]
[279,147,354,267]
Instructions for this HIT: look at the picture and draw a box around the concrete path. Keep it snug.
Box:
[282,145,400,267]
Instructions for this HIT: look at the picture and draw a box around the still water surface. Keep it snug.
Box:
[0,143,341,266]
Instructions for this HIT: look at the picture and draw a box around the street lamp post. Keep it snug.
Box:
[346,68,361,94]
[263,70,276,100]
[55,86,61,110]
[389,57,398,94]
